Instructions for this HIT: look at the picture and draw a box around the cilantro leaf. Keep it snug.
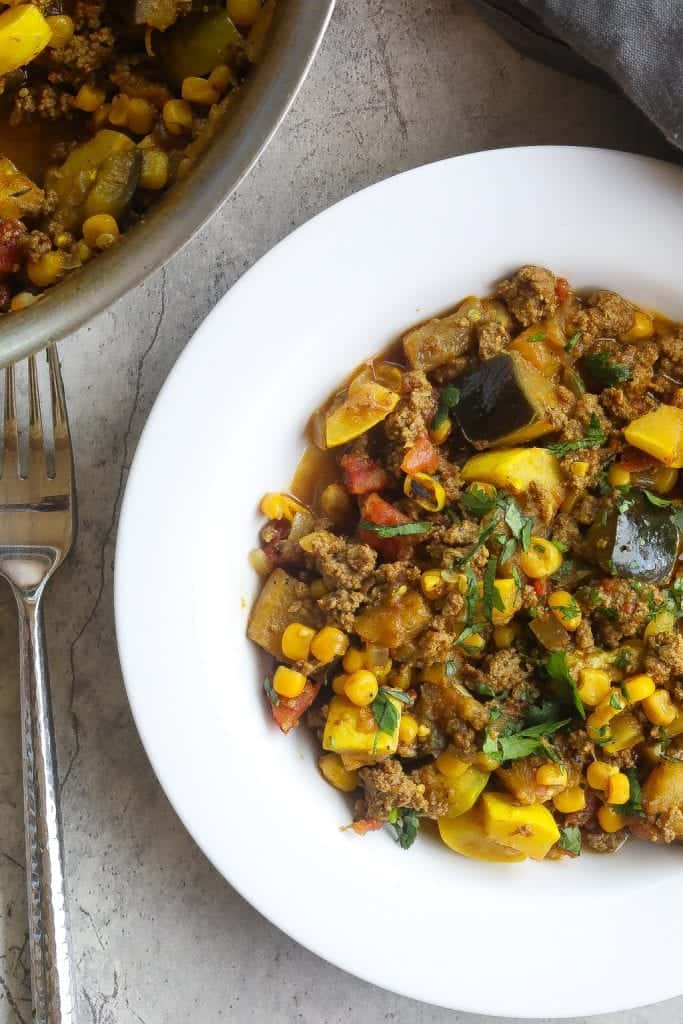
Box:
[503,496,533,552]
[388,807,420,849]
[553,595,580,623]
[546,414,607,457]
[464,565,479,623]
[642,489,672,508]
[370,688,411,749]
[483,555,505,622]
[484,718,571,763]
[359,520,432,538]
[582,351,632,387]
[545,650,586,719]
[461,484,498,518]
[263,676,280,706]
[565,331,581,354]
[558,825,581,856]
[619,768,645,817]
[454,517,498,566]
[431,384,460,430]
[527,330,546,342]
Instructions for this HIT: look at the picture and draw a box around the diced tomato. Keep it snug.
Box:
[401,436,439,476]
[555,277,570,303]
[618,447,657,473]
[532,579,546,599]
[346,818,384,836]
[361,492,409,526]
[340,453,391,495]
[271,680,321,734]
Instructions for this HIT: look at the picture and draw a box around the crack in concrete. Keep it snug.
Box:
[369,1,408,140]
[79,905,106,952]
[0,850,24,872]
[0,971,28,1024]
[82,968,119,1024]
[61,269,167,796]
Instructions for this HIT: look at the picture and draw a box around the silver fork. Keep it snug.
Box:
[0,347,77,1023]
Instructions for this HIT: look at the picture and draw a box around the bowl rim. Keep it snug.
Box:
[0,0,336,366]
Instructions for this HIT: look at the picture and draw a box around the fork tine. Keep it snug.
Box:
[27,355,45,479]
[3,363,19,478]
[47,345,71,481]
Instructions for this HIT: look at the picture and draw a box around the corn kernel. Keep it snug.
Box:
[259,492,305,521]
[281,622,315,661]
[319,753,358,792]
[311,626,348,664]
[9,291,41,312]
[608,463,631,488]
[404,472,446,512]
[493,623,518,649]
[82,214,119,249]
[73,84,106,112]
[421,569,447,600]
[76,240,92,264]
[598,804,624,833]
[46,13,74,48]
[472,751,500,772]
[227,0,262,25]
[578,668,611,707]
[344,670,378,707]
[182,76,219,106]
[429,417,451,445]
[162,98,193,136]
[139,148,169,191]
[398,714,418,744]
[586,761,617,791]
[587,703,620,742]
[457,631,486,656]
[622,309,654,341]
[621,673,656,704]
[127,97,156,135]
[644,609,675,639]
[331,674,347,695]
[570,461,589,478]
[552,786,586,813]
[208,64,235,94]
[108,93,130,127]
[273,665,307,699]
[436,751,469,779]
[519,537,562,579]
[536,763,568,787]
[92,102,111,129]
[642,688,676,726]
[27,251,64,288]
[320,483,352,526]
[547,589,582,631]
[607,771,630,805]
[417,723,431,738]
[653,466,678,494]
[342,647,365,673]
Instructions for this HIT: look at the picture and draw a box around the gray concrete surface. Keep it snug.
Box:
[0,2,680,1022]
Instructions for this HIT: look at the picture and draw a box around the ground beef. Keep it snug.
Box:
[495,265,558,326]
[414,682,480,756]
[656,325,683,387]
[317,589,369,632]
[583,579,660,648]
[413,619,458,665]
[358,761,429,820]
[568,290,635,344]
[573,494,600,526]
[481,649,530,695]
[383,370,436,448]
[584,827,629,853]
[550,512,583,552]
[302,530,376,589]
[644,632,683,699]
[409,764,451,819]
[574,617,595,650]
[476,319,509,360]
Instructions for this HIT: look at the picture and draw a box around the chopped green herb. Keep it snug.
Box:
[527,330,546,342]
[545,650,586,719]
[672,508,683,531]
[454,518,498,566]
[546,414,607,457]
[554,595,580,623]
[499,536,517,564]
[370,688,411,748]
[454,623,483,648]
[483,555,505,622]
[461,484,498,518]
[359,520,432,538]
[388,807,420,849]
[464,565,479,623]
[609,691,623,710]
[582,351,632,387]
[613,650,632,670]
[642,489,672,508]
[558,825,581,856]
[512,565,522,590]
[483,718,571,764]
[551,539,569,553]
[444,659,457,678]
[564,331,581,354]
[445,505,461,524]
[618,768,645,817]
[431,384,461,431]
[503,496,533,552]
[263,676,280,707]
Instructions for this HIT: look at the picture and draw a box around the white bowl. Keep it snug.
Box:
[115,147,683,1018]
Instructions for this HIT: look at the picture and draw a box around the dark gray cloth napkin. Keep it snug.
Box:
[470,0,683,151]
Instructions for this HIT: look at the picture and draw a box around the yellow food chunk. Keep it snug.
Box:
[653,466,679,493]
[601,710,644,754]
[476,577,520,625]
[318,753,358,793]
[82,213,119,249]
[598,805,624,833]
[27,251,64,289]
[606,771,630,806]
[310,626,349,664]
[272,665,307,699]
[208,64,235,94]
[571,460,589,478]
[342,647,366,673]
[586,761,617,791]
[354,589,431,649]
[519,537,562,579]
[644,609,675,638]
[621,673,656,704]
[535,763,568,787]
[436,751,470,780]
[420,569,447,600]
[331,674,347,695]
[398,713,418,744]
[323,695,400,757]
[127,98,156,135]
[438,806,526,863]
[162,97,193,136]
[457,630,486,656]
[621,309,654,341]
[404,472,446,512]
[642,762,683,826]
[493,623,519,649]
[548,589,582,630]
[578,668,611,707]
[443,766,490,819]
[139,148,169,191]
[182,76,220,106]
[259,492,306,521]
[624,404,683,467]
[227,0,262,25]
[0,5,52,76]
[343,670,378,708]
[73,84,106,113]
[461,447,563,503]
[46,13,75,48]
[325,380,399,447]
[552,786,586,814]
[320,483,353,527]
[607,463,631,488]
[642,688,676,726]
[482,792,560,860]
[429,417,451,445]
[280,622,315,661]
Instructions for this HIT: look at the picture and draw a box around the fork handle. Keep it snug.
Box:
[16,590,77,1024]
